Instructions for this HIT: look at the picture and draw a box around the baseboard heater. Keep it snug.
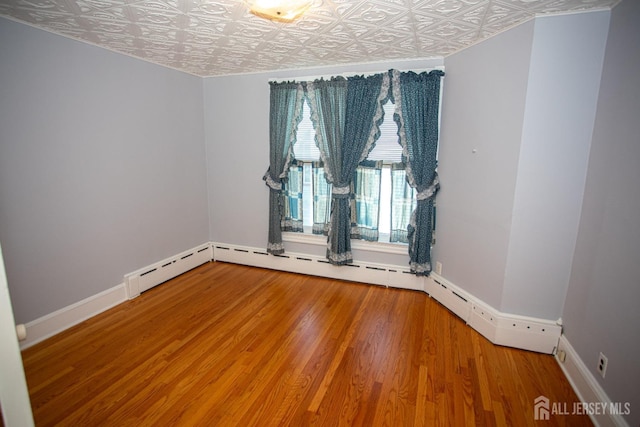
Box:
[23,241,560,355]
[212,243,424,291]
[124,241,561,354]
[124,244,212,299]
[212,242,562,354]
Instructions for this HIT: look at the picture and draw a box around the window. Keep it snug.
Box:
[286,100,416,244]
[270,69,443,271]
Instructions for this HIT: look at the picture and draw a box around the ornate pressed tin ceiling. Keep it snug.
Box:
[0,0,619,77]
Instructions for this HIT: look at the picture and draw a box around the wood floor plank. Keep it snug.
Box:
[21,261,592,426]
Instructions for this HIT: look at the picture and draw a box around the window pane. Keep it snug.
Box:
[283,162,304,232]
[379,166,391,236]
[294,101,320,161]
[367,102,402,163]
[312,162,331,235]
[302,163,313,228]
[390,164,416,243]
[352,162,382,242]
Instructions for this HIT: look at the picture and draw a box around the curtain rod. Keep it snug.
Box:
[267,66,445,83]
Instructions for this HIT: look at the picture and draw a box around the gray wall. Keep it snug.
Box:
[436,19,534,309]
[0,18,210,324]
[501,12,610,319]
[562,0,640,425]
[436,11,610,319]
[204,73,270,249]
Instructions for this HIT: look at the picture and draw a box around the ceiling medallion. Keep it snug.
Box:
[245,0,313,23]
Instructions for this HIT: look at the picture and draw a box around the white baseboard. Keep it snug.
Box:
[427,273,561,354]
[212,242,562,354]
[124,243,212,298]
[20,242,212,350]
[212,242,423,290]
[20,283,127,350]
[555,335,630,427]
[19,241,562,356]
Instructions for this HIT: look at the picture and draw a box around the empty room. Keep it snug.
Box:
[0,0,638,425]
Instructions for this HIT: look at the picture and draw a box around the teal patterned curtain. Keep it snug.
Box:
[264,82,305,254]
[312,161,331,235]
[283,160,304,232]
[390,163,416,243]
[351,160,383,242]
[307,73,389,264]
[392,69,444,274]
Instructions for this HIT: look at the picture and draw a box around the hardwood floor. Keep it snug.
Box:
[22,261,591,426]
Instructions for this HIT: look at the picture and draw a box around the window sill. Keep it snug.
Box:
[282,232,408,255]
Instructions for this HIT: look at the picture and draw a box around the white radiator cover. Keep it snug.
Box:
[212,242,562,354]
[211,243,423,290]
[20,241,561,355]
[124,244,212,298]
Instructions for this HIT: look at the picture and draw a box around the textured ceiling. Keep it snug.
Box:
[0,0,619,77]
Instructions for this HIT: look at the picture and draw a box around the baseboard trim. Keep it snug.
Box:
[427,273,561,354]
[20,283,127,350]
[19,241,562,355]
[212,241,561,354]
[555,335,630,427]
[124,243,212,298]
[20,243,213,350]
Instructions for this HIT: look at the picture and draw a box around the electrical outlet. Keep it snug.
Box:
[597,352,608,378]
[435,261,442,275]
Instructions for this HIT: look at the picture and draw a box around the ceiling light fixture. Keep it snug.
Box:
[246,0,312,23]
